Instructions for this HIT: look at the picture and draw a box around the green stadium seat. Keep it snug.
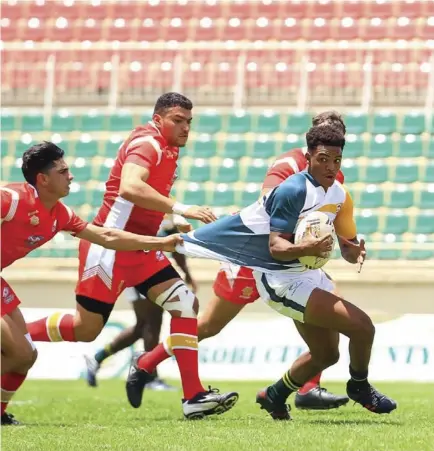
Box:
[279,137,305,152]
[1,140,9,157]
[9,165,23,182]
[422,162,434,183]
[51,111,76,132]
[140,111,153,125]
[243,159,268,183]
[257,111,281,133]
[209,184,235,206]
[183,183,206,205]
[108,111,134,131]
[227,112,252,134]
[367,135,394,158]
[104,138,123,157]
[96,161,114,181]
[365,160,388,184]
[371,111,397,135]
[74,139,99,158]
[1,162,9,181]
[251,138,277,159]
[406,250,434,260]
[71,159,93,182]
[284,112,311,134]
[401,111,426,134]
[359,186,384,208]
[345,112,368,134]
[238,183,261,207]
[414,212,434,234]
[1,112,17,131]
[427,137,434,158]
[384,212,409,234]
[221,136,248,159]
[89,186,105,207]
[419,188,434,209]
[373,249,403,260]
[397,135,423,158]
[355,210,379,235]
[21,114,44,132]
[196,111,222,134]
[388,186,414,208]
[214,159,240,183]
[393,161,419,184]
[191,136,217,158]
[345,135,364,159]
[187,159,211,182]
[14,139,35,158]
[341,161,360,183]
[64,184,86,207]
[79,111,106,131]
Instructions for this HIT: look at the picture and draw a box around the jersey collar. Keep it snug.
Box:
[304,171,321,187]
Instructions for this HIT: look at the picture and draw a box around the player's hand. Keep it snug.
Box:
[159,233,184,252]
[338,236,367,271]
[176,223,193,233]
[182,205,217,224]
[304,233,335,258]
[173,214,193,233]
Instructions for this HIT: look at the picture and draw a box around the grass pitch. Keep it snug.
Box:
[2,380,433,451]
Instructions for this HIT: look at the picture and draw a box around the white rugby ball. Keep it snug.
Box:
[294,211,335,270]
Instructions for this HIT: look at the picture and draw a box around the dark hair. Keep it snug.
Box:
[153,92,193,115]
[312,110,346,134]
[22,141,64,186]
[306,124,346,151]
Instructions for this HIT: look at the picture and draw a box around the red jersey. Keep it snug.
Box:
[1,183,87,270]
[93,122,179,236]
[262,147,345,189]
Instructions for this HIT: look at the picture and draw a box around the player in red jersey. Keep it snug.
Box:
[27,93,239,420]
[1,142,183,425]
[130,111,350,413]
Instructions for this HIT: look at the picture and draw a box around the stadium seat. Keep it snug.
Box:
[284,112,311,134]
[419,188,434,209]
[79,111,106,131]
[422,162,434,183]
[372,249,403,260]
[187,159,211,183]
[355,210,379,235]
[51,111,76,132]
[21,114,44,132]
[371,111,397,135]
[183,183,206,205]
[367,135,394,158]
[227,112,252,134]
[384,212,409,235]
[279,136,305,152]
[104,138,123,157]
[238,183,261,207]
[213,159,240,183]
[341,160,360,183]
[426,138,434,159]
[1,140,9,158]
[388,186,414,209]
[196,111,222,134]
[359,185,384,209]
[71,159,92,182]
[221,137,248,159]
[393,161,419,184]
[108,111,134,131]
[250,138,277,159]
[191,137,217,158]
[345,112,368,134]
[95,161,114,181]
[257,111,281,133]
[414,212,434,234]
[344,135,365,159]
[74,139,99,159]
[397,135,424,158]
[406,250,434,260]
[365,160,388,184]
[64,184,86,207]
[209,184,235,206]
[242,159,269,183]
[88,185,106,207]
[1,112,18,131]
[401,111,426,134]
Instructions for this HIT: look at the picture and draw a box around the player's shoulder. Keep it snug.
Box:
[330,179,348,200]
[280,170,309,189]
[1,182,36,205]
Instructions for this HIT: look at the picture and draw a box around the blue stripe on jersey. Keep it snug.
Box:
[260,273,306,313]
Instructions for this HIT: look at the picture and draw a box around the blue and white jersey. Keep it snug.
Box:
[181,172,356,273]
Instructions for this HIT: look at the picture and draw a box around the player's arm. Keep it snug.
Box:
[119,162,216,224]
[0,187,19,225]
[76,223,183,252]
[335,188,366,265]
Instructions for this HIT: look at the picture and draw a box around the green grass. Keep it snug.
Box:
[3,380,434,451]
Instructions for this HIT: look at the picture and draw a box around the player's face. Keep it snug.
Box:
[307,146,342,189]
[154,107,192,147]
[42,159,74,198]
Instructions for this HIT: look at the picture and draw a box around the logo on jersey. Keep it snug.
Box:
[26,235,45,247]
[156,251,165,261]
[2,287,15,304]
[165,149,177,160]
[29,214,40,226]
[336,203,342,213]
[240,286,254,299]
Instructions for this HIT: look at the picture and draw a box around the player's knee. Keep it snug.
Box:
[311,347,340,369]
[198,319,223,340]
[354,314,375,340]
[17,344,38,372]
[74,324,102,342]
[154,281,198,319]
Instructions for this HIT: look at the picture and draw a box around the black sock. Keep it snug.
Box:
[267,371,303,403]
[349,366,369,387]
[94,344,113,364]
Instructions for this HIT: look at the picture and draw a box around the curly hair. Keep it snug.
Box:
[306,124,346,151]
[154,92,193,115]
[312,110,346,134]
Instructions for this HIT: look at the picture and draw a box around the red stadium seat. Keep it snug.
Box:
[195,22,220,41]
[395,0,425,18]
[361,20,388,40]
[81,2,108,20]
[18,19,47,41]
[304,19,333,41]
[112,1,141,20]
[75,22,104,41]
[331,20,360,40]
[0,20,18,41]
[341,1,365,19]
[281,1,309,19]
[388,19,417,40]
[276,20,303,40]
[167,0,197,19]
[248,20,275,41]
[220,22,249,41]
[1,2,24,20]
[27,1,54,19]
[135,22,160,42]
[227,1,255,20]
[418,19,434,40]
[52,1,82,20]
[105,22,136,42]
[164,22,190,41]
[425,1,434,16]
[48,21,75,42]
[365,0,395,18]
[136,1,166,21]
[310,1,339,19]
[255,1,282,19]
[196,1,224,19]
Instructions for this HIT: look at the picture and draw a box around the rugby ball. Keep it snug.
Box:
[294,211,335,270]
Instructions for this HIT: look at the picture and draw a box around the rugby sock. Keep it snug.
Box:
[298,372,322,394]
[170,317,205,400]
[268,370,303,403]
[1,372,27,415]
[27,313,76,342]
[137,337,173,373]
[94,344,113,364]
[348,366,369,388]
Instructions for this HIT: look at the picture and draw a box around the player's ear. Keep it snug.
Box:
[35,171,48,187]
[152,113,162,128]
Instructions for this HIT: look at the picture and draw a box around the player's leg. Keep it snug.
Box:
[126,261,238,419]
[1,307,37,424]
[256,270,396,416]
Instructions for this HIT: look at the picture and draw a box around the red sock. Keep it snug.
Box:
[170,317,205,400]
[137,337,173,373]
[299,372,322,394]
[1,372,27,415]
[27,313,76,342]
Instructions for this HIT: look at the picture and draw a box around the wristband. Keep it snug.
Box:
[172,202,191,216]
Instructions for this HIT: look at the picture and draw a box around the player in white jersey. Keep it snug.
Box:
[179,124,397,419]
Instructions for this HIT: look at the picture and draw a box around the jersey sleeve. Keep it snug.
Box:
[124,136,162,170]
[262,157,297,189]
[336,170,345,184]
[265,178,306,234]
[334,188,357,239]
[0,187,19,222]
[59,204,88,236]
